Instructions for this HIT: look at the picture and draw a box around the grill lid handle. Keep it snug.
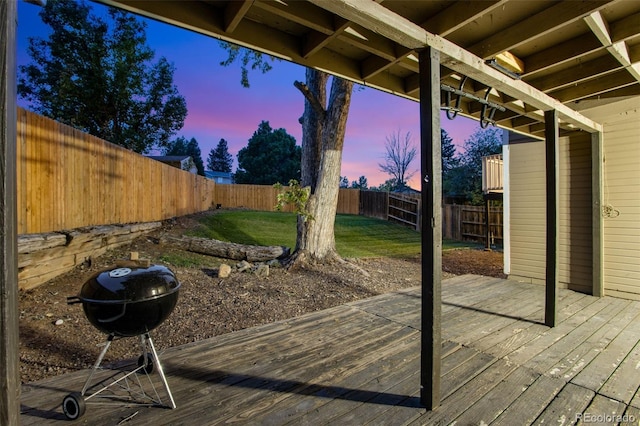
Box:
[67,296,82,305]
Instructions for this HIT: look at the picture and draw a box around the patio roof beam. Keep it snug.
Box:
[308,0,603,134]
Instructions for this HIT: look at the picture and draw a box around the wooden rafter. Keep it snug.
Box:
[468,0,613,59]
[223,0,251,33]
[421,0,509,37]
[303,17,350,59]
[527,54,622,93]
[308,0,602,132]
[585,11,640,83]
[524,32,604,77]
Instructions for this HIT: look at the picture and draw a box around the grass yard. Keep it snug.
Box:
[190,210,478,259]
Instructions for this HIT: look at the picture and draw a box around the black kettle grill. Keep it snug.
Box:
[69,263,180,337]
[62,260,180,420]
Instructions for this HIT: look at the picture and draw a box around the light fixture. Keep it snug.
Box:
[486,52,524,80]
[486,59,522,80]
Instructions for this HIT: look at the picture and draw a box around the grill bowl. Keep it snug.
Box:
[74,264,180,337]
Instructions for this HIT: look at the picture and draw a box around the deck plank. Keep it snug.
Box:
[532,382,595,425]
[546,298,637,382]
[451,365,539,425]
[578,394,627,425]
[491,374,566,426]
[571,308,640,393]
[525,296,625,375]
[599,339,640,404]
[19,275,640,425]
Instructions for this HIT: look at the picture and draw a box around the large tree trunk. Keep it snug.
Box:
[290,69,353,266]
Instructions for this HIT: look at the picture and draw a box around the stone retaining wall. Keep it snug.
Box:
[18,222,161,290]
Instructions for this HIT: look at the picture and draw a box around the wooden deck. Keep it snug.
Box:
[20,274,640,425]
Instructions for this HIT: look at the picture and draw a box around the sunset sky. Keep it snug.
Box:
[16,1,482,188]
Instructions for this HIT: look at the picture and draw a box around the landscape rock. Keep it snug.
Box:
[218,264,232,278]
[267,259,282,268]
[236,260,252,273]
[254,264,269,277]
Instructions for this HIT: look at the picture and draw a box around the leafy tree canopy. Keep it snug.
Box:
[443,127,502,204]
[18,0,187,153]
[351,176,368,189]
[218,41,278,88]
[339,176,350,188]
[376,178,400,192]
[164,136,205,176]
[234,121,301,185]
[207,138,233,172]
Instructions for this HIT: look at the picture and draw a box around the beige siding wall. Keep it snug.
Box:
[508,134,593,293]
[558,133,593,294]
[508,140,546,285]
[594,104,640,299]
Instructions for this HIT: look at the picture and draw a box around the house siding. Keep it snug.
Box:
[508,133,593,293]
[508,140,546,285]
[596,106,640,299]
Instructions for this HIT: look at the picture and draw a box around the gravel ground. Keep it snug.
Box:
[19,213,505,384]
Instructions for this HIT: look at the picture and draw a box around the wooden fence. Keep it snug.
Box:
[442,204,503,244]
[16,109,360,234]
[17,108,217,234]
[360,190,388,219]
[388,193,421,230]
[215,184,360,215]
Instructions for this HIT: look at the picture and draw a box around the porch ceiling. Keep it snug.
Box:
[97,0,640,137]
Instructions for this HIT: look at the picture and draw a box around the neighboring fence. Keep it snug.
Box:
[17,108,217,234]
[442,204,504,244]
[215,184,360,215]
[388,193,421,231]
[360,190,388,219]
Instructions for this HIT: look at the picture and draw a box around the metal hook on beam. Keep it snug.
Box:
[443,76,467,120]
[440,81,506,124]
[480,86,499,128]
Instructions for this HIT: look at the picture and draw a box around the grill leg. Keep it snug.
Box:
[81,334,114,395]
[145,333,176,409]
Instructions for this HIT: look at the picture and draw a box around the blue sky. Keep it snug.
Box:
[16,0,482,188]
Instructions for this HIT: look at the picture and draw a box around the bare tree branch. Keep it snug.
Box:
[294,80,326,120]
[378,130,417,189]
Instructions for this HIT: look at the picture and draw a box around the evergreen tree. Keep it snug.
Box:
[207,138,233,172]
[234,121,301,185]
[164,136,205,176]
[351,176,368,189]
[18,0,186,153]
[441,129,458,177]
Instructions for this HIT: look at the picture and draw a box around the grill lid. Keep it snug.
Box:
[80,264,180,304]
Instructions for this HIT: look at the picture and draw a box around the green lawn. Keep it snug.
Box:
[190,210,478,259]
